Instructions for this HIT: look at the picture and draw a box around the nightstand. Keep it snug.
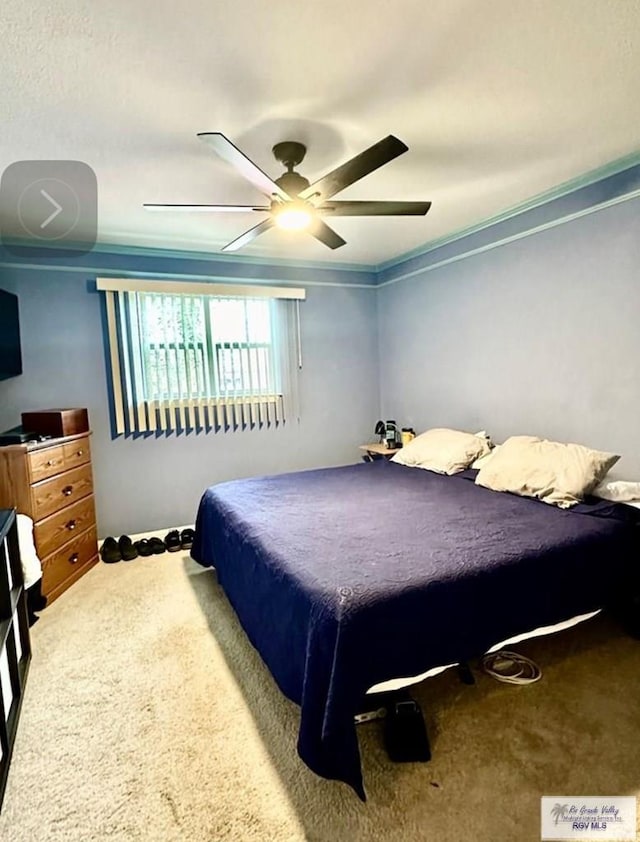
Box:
[359,443,402,462]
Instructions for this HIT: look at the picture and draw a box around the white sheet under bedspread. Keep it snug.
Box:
[367,610,599,694]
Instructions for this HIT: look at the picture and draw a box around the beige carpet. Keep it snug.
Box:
[1,543,639,842]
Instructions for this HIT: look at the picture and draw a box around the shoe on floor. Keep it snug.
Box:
[180,528,195,550]
[100,536,121,564]
[119,535,138,562]
[134,538,154,557]
[148,536,166,555]
[164,530,181,552]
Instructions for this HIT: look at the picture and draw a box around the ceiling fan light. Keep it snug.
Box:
[274,206,313,231]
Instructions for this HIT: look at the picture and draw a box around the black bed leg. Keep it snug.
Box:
[619,607,640,640]
[610,592,640,640]
[457,661,475,685]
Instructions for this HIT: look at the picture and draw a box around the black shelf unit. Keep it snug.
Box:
[0,509,31,810]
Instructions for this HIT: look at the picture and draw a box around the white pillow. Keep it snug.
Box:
[391,428,491,475]
[592,479,640,503]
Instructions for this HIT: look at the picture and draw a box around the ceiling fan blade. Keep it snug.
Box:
[298,135,408,203]
[144,203,270,212]
[319,200,431,216]
[308,219,346,250]
[221,218,275,252]
[198,133,290,201]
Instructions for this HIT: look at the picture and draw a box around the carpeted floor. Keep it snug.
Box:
[1,539,639,842]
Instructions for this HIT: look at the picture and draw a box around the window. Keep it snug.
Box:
[97,279,304,435]
[141,296,276,401]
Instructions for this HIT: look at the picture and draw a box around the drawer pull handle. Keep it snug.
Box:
[66,520,77,531]
[76,449,84,457]
[46,459,54,467]
[69,553,79,564]
[62,486,73,497]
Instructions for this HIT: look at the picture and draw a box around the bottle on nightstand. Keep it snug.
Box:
[384,420,399,449]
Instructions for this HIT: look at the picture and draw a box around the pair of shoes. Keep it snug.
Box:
[164,528,195,552]
[134,536,166,556]
[100,535,138,563]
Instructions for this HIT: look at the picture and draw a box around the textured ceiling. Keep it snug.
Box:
[2,0,640,266]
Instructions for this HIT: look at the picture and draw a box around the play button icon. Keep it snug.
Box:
[39,189,63,229]
[1,161,97,257]
[17,178,80,240]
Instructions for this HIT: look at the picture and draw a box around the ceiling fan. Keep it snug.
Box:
[144,133,431,252]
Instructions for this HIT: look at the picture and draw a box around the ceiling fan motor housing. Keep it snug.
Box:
[272,141,307,169]
[272,141,311,197]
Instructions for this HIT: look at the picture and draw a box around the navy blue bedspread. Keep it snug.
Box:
[192,460,639,799]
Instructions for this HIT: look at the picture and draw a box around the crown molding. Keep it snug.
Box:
[376,147,640,275]
[0,237,374,275]
[0,239,377,288]
[377,188,640,288]
[0,260,377,290]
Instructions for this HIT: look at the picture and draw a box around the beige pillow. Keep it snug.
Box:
[391,428,491,475]
[475,435,619,508]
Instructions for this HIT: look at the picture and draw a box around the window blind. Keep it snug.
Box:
[97,279,304,435]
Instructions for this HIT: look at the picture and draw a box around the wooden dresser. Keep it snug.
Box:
[0,433,98,603]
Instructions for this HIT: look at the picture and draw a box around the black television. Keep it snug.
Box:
[0,289,22,380]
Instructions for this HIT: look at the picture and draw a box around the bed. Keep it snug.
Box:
[192,459,639,799]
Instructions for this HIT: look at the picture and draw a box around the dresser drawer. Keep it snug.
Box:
[41,526,98,596]
[31,463,94,521]
[62,438,91,469]
[33,494,96,558]
[28,445,66,483]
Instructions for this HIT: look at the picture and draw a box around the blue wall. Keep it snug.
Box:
[0,252,378,536]
[377,194,640,475]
